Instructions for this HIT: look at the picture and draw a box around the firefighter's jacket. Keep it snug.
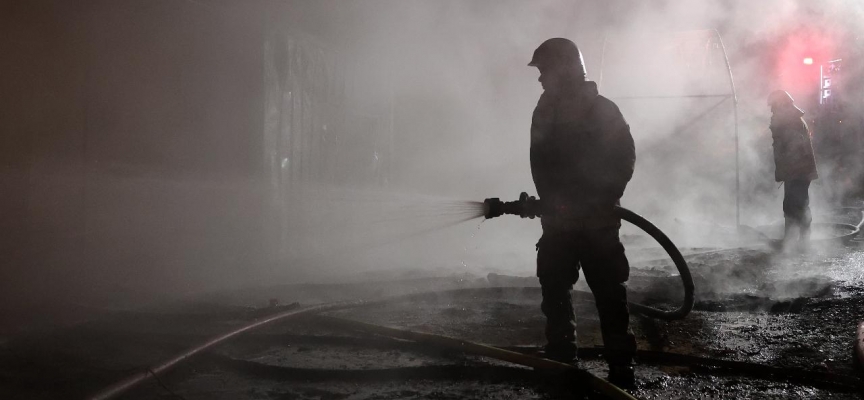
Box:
[530,80,635,231]
[770,105,818,182]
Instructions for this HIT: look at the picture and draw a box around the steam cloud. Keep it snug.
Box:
[279,0,863,285]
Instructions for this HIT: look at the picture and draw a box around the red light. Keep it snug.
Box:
[803,57,814,65]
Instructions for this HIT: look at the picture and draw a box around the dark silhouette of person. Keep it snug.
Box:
[767,90,818,247]
[528,38,636,387]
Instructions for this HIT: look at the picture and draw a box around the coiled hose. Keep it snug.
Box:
[484,194,695,320]
[615,206,695,320]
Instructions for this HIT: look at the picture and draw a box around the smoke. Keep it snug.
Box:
[267,0,864,294]
[7,0,864,334]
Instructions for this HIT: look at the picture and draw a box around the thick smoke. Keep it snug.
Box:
[275,0,863,287]
[5,0,863,334]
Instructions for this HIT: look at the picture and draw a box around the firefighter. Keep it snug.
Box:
[767,90,818,247]
[528,38,637,387]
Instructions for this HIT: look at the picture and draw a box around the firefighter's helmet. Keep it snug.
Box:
[528,38,586,77]
[768,90,794,108]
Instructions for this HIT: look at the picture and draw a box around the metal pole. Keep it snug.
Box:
[715,30,740,228]
[819,64,824,105]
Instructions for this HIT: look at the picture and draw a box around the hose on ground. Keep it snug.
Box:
[213,332,860,392]
[204,354,544,382]
[87,287,602,400]
[314,314,638,400]
[85,299,380,400]
[202,336,860,393]
[615,206,695,320]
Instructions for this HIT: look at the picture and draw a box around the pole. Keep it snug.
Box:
[715,30,740,228]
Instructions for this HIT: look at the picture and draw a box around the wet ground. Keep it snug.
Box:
[1,214,863,399]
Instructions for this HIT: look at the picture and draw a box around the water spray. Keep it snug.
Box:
[483,192,695,320]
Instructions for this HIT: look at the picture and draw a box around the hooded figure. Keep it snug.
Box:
[528,38,637,387]
[768,90,818,244]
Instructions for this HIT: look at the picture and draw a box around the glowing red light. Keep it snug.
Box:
[803,57,813,65]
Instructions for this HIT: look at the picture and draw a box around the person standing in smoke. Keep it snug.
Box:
[528,38,637,387]
[767,90,818,248]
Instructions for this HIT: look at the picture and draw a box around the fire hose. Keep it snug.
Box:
[484,192,695,320]
[313,314,638,400]
[87,289,636,400]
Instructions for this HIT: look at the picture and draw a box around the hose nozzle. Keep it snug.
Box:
[483,192,542,219]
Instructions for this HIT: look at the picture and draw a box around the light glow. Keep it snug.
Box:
[803,57,814,65]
